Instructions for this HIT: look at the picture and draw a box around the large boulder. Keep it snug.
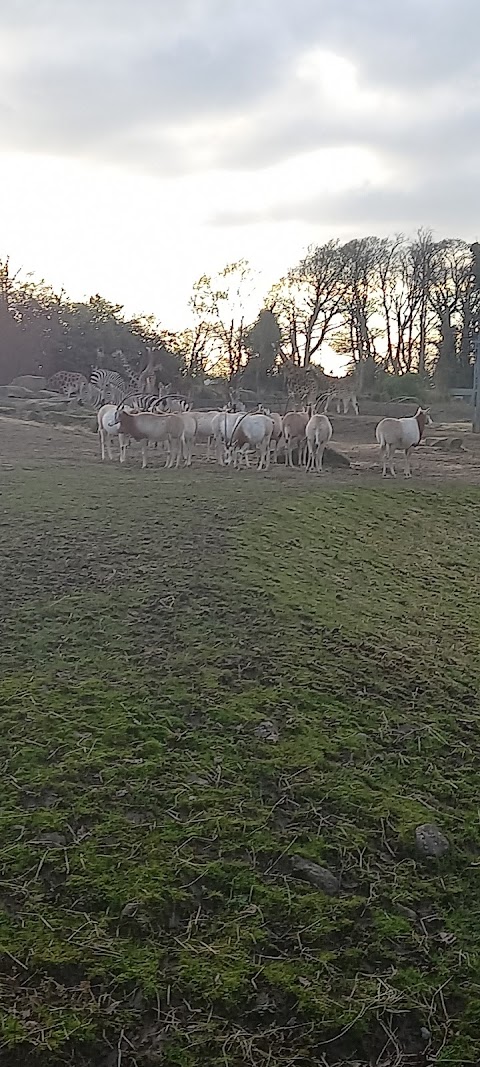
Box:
[5,386,38,398]
[276,446,351,468]
[9,375,47,392]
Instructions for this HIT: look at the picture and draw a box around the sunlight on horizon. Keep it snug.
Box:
[0,129,385,377]
[0,151,383,294]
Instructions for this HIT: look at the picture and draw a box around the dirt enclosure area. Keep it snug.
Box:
[1,406,480,485]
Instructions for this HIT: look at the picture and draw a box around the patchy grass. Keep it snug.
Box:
[1,463,480,1065]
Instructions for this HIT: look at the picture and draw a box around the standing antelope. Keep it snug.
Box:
[375,407,431,477]
[212,411,245,465]
[179,412,197,467]
[185,410,219,461]
[282,411,309,467]
[269,413,284,463]
[97,404,128,462]
[305,413,333,472]
[257,407,283,463]
[115,410,186,469]
[227,413,274,470]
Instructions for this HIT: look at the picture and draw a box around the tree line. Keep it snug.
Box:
[1,229,479,392]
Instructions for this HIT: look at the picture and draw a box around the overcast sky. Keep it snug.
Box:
[0,0,478,331]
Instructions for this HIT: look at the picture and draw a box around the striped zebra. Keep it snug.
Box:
[86,379,191,414]
[90,367,127,391]
[83,383,122,410]
[94,349,154,395]
[89,367,128,405]
[110,349,192,409]
[154,393,191,413]
[120,392,191,414]
[90,353,191,414]
[118,393,161,411]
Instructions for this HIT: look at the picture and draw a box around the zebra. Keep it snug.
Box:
[118,393,163,412]
[82,382,122,411]
[89,368,128,406]
[119,392,191,414]
[90,367,127,392]
[154,393,191,413]
[90,358,191,414]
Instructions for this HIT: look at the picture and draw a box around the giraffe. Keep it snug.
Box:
[111,349,152,394]
[323,377,360,415]
[283,362,326,411]
[112,347,168,397]
[139,348,160,394]
[47,371,89,399]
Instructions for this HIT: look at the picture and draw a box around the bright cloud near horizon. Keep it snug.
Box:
[0,0,479,371]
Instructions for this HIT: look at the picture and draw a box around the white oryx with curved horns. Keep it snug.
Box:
[375,407,431,477]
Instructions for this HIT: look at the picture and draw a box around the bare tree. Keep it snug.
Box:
[330,237,383,378]
[336,232,437,376]
[174,323,216,378]
[344,237,382,362]
[429,239,474,386]
[269,241,348,367]
[188,261,253,381]
[407,229,436,374]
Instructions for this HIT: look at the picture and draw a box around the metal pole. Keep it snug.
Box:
[473,337,480,434]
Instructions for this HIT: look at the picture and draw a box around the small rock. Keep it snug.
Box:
[415,823,450,859]
[125,810,151,826]
[254,720,279,743]
[438,929,456,946]
[186,774,209,786]
[430,437,465,452]
[35,832,67,847]
[291,856,340,896]
[120,901,140,919]
[396,903,418,922]
[255,990,274,1012]
[420,1027,431,1042]
[120,901,150,928]
[22,791,60,810]
[72,825,89,843]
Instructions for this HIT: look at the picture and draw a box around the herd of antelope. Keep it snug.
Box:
[97,401,432,478]
[45,356,431,477]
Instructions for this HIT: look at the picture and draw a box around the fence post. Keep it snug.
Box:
[473,337,480,434]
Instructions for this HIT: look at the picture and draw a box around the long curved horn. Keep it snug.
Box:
[226,410,250,450]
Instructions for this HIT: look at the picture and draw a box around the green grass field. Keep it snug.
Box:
[2,463,480,1065]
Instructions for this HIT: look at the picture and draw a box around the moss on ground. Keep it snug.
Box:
[1,465,480,1064]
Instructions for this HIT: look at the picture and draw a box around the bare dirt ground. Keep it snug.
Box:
[334,414,480,484]
[2,409,480,485]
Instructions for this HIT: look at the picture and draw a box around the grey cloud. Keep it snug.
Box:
[212,166,480,239]
[317,0,480,91]
[0,0,479,243]
[0,0,316,160]
[1,0,477,168]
